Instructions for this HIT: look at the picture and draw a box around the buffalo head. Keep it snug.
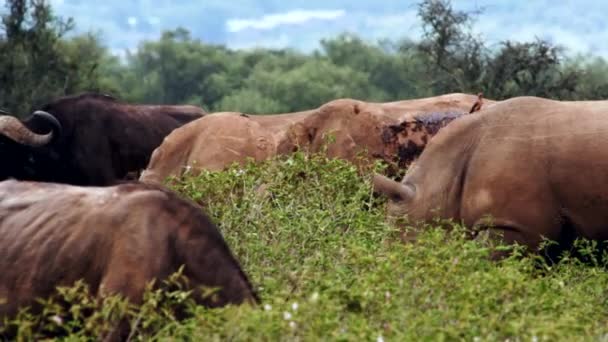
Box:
[0,110,62,181]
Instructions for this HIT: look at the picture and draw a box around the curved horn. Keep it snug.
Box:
[32,110,62,138]
[0,112,56,147]
[372,173,415,202]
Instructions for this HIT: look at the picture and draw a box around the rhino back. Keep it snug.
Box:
[460,97,608,240]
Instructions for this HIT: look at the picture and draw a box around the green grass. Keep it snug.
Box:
[6,152,608,341]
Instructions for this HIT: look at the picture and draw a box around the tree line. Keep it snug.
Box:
[2,0,608,117]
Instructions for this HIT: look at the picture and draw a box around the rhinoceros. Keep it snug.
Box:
[286,93,492,172]
[139,110,313,184]
[140,93,491,184]
[373,96,608,257]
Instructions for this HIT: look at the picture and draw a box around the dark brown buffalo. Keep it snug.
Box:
[0,93,206,185]
[0,180,257,340]
[373,96,608,257]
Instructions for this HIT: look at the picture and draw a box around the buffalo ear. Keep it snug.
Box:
[372,173,415,202]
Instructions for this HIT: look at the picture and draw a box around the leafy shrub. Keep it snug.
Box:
[5,153,608,340]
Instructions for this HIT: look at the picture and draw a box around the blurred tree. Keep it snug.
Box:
[121,28,242,110]
[0,0,107,116]
[484,39,580,99]
[415,0,591,100]
[570,56,608,100]
[321,33,431,100]
[3,0,608,118]
[216,58,383,114]
[417,0,486,94]
[216,89,284,114]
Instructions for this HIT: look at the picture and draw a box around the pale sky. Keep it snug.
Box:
[0,1,603,58]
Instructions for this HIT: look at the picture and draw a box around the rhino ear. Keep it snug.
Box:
[289,122,315,145]
[372,174,415,202]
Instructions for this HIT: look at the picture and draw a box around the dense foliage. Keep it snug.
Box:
[5,153,608,340]
[2,0,608,116]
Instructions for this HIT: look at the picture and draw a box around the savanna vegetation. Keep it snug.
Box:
[4,153,608,340]
[2,0,608,340]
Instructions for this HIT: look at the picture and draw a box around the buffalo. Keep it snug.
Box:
[0,93,206,185]
[0,179,257,340]
[373,96,608,258]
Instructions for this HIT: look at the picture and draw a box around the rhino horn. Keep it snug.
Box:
[372,173,415,202]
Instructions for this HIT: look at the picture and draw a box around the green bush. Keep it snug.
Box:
[5,153,608,340]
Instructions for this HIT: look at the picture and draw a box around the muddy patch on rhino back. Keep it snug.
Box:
[380,111,467,173]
